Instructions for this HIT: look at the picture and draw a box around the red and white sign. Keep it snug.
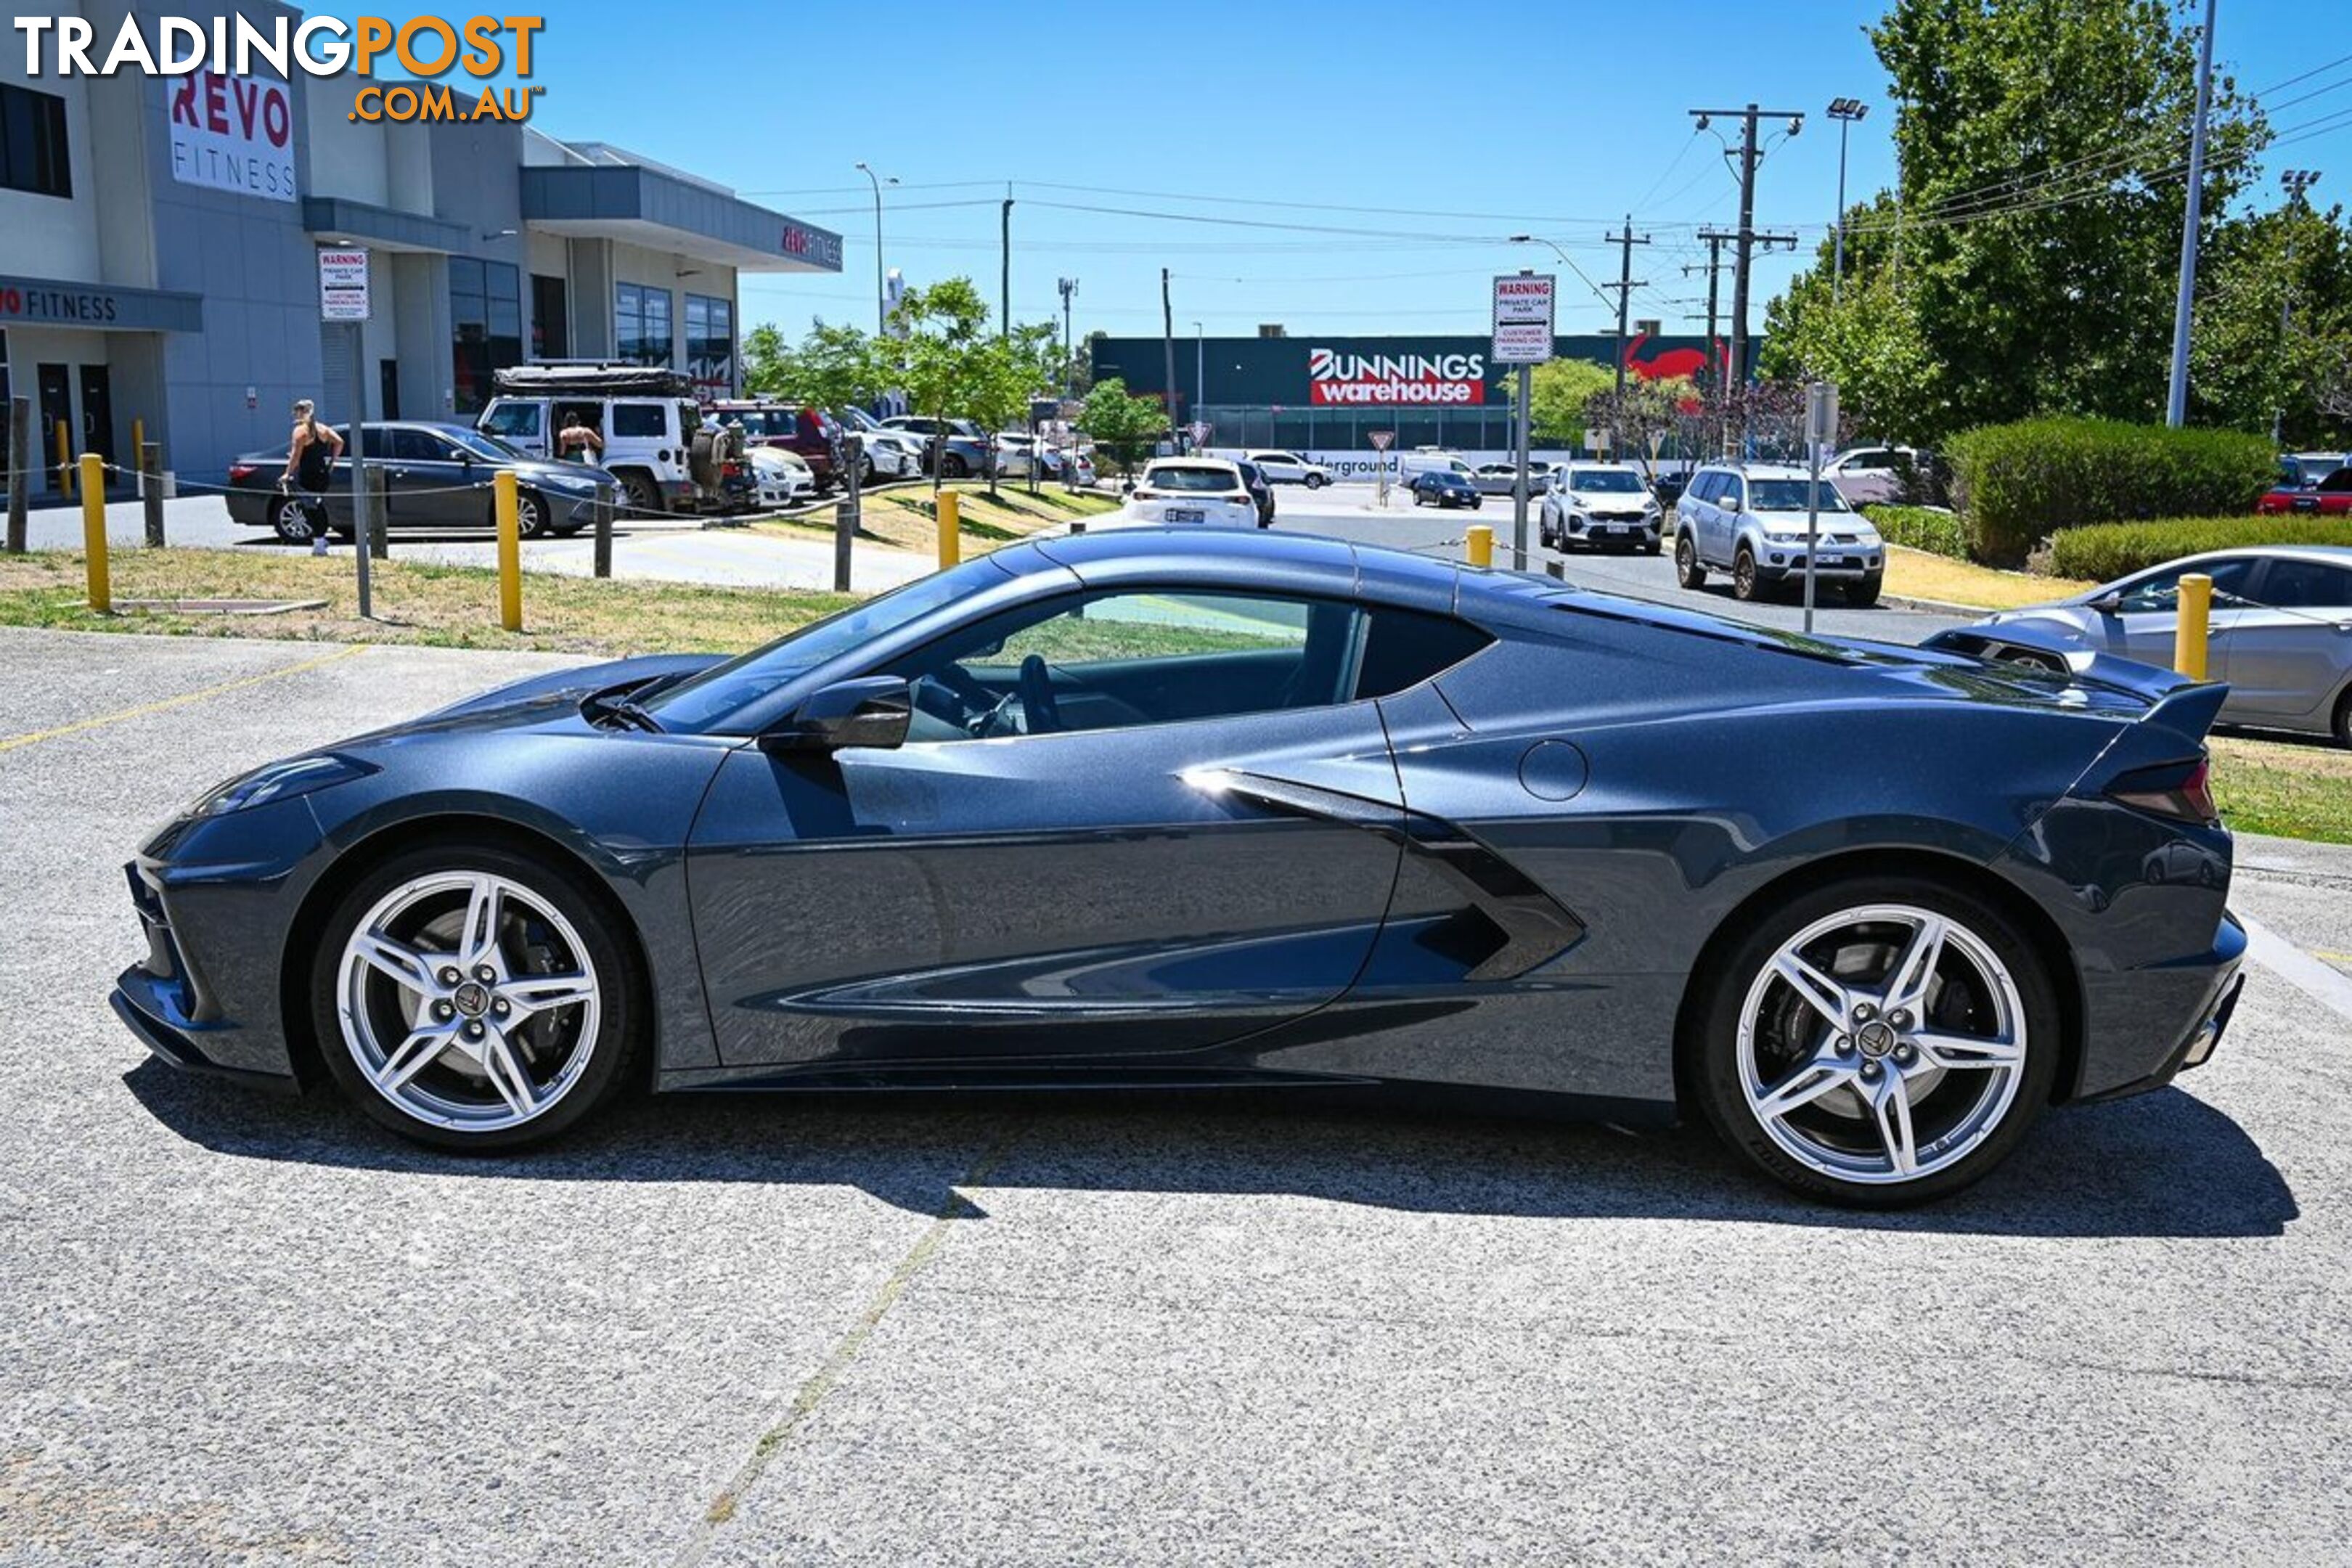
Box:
[317,248,369,322]
[1368,430,1395,451]
[1308,348,1487,407]
[1492,274,1555,364]
[167,70,296,203]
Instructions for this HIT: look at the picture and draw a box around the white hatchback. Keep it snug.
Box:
[1112,460,1259,528]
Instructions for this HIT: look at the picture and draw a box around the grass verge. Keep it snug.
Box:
[758,480,1119,556]
[2210,734,2352,846]
[1883,546,2094,610]
[0,549,853,656]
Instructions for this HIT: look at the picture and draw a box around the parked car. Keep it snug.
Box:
[1244,449,1332,488]
[226,422,615,544]
[1959,546,2352,746]
[1651,471,1689,509]
[1408,469,1484,510]
[707,401,841,494]
[2281,452,2352,489]
[118,528,2248,1206]
[746,446,817,508]
[1675,462,1886,605]
[1110,459,1259,528]
[1397,449,1477,486]
[1821,445,1922,507]
[1231,457,1277,527]
[477,364,701,517]
[881,416,989,478]
[1539,463,1665,554]
[832,407,925,483]
[2258,463,2352,515]
[1470,461,1556,497]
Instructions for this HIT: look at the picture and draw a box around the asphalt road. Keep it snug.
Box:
[5,625,2351,1565]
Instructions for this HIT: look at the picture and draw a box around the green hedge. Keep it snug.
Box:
[1945,418,2277,565]
[1865,505,1971,560]
[2046,515,2351,582]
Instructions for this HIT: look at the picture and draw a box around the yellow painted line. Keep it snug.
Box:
[2316,950,2352,967]
[0,644,369,754]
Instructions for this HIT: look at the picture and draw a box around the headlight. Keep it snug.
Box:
[194,754,377,817]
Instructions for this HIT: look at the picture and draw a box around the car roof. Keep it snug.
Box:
[2162,545,2352,567]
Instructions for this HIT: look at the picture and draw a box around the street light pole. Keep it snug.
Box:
[2165,0,2219,428]
[1828,98,1869,309]
[854,162,896,336]
[2277,168,2322,443]
[1193,321,1204,440]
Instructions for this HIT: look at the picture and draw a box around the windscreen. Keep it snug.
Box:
[1148,466,1242,493]
[1748,479,1851,513]
[1569,470,1646,493]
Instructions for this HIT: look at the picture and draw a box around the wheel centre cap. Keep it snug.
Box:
[452,980,491,1018]
[1856,1020,1898,1059]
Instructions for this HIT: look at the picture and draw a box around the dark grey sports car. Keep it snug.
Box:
[114,531,2246,1205]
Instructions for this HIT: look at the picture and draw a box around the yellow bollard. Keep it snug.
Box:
[81,453,110,613]
[2174,571,2212,680]
[56,420,73,499]
[131,417,144,465]
[937,490,961,571]
[494,470,523,632]
[1466,524,1494,569]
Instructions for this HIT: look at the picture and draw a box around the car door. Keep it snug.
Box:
[387,428,479,528]
[2092,557,2255,683]
[685,584,1409,1071]
[2218,558,2352,722]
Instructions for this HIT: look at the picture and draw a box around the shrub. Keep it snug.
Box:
[2046,515,2352,582]
[1945,417,2277,565]
[1864,504,1971,560]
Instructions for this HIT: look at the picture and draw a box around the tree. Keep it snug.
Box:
[878,277,997,494]
[1763,0,2267,440]
[1583,376,1703,473]
[1491,359,1614,446]
[741,324,790,397]
[1075,377,1167,480]
[2189,201,2352,445]
[740,319,886,412]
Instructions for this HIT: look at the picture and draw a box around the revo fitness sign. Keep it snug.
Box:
[168,69,296,203]
[1307,347,1487,406]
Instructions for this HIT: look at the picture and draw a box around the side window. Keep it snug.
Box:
[1723,476,1746,510]
[1689,473,1719,504]
[392,428,456,462]
[2258,560,2352,610]
[610,402,666,438]
[482,402,541,438]
[1354,608,1492,699]
[887,590,1364,742]
[2319,469,2352,494]
[2119,558,2257,613]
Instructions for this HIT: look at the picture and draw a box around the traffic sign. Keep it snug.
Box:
[1368,430,1395,451]
[1492,273,1555,364]
[318,247,369,321]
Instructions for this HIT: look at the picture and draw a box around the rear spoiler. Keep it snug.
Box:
[1923,624,2229,748]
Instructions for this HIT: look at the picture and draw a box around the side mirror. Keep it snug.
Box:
[2088,592,2124,616]
[761,676,912,754]
[1722,494,1743,513]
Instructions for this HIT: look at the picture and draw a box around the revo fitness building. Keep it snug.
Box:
[0,0,842,489]
[1090,331,1733,468]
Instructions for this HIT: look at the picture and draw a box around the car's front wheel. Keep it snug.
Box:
[311,844,642,1151]
[1306,473,1327,489]
[940,453,969,478]
[1733,546,1761,601]
[2334,687,2352,750]
[271,496,318,545]
[516,488,551,539]
[1675,532,1705,589]
[1847,573,1883,608]
[1690,878,2059,1206]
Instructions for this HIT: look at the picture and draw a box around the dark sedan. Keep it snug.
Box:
[1409,469,1484,509]
[115,530,2245,1206]
[225,422,616,544]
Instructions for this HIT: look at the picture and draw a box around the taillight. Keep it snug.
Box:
[228,462,258,483]
[1134,488,1159,500]
[2110,757,2218,825]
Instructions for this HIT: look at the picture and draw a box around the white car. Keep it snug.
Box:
[748,446,817,507]
[1244,449,1332,489]
[1822,445,1923,507]
[1110,460,1258,528]
[1675,462,1885,605]
[1539,463,1665,554]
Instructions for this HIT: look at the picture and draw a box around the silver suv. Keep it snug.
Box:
[1675,462,1885,605]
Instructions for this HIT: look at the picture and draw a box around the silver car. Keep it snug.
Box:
[1964,545,2352,746]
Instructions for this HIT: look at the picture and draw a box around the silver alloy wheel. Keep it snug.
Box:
[274,497,316,542]
[1737,903,2027,1185]
[337,870,601,1132]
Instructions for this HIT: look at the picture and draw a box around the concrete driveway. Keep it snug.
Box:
[2,626,2347,1564]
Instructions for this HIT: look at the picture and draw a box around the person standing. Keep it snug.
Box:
[278,399,344,544]
[555,409,604,465]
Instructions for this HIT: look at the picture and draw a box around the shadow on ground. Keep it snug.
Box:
[123,1062,2293,1241]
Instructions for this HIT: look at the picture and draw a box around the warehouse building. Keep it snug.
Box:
[0,0,841,489]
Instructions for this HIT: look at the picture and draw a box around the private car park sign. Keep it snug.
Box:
[317,248,370,321]
[1491,274,1556,364]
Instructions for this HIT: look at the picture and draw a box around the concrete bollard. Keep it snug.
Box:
[2174,573,2212,680]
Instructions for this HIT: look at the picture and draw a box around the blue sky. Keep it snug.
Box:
[324,0,2351,342]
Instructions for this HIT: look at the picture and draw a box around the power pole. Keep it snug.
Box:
[1161,268,1179,437]
[1000,192,1014,340]
[1058,277,1079,396]
[2166,0,2218,427]
[1603,213,1651,460]
[1689,102,1807,447]
[1690,230,1734,388]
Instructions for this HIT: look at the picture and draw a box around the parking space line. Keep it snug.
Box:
[0,645,368,754]
[2241,912,2352,1025]
[676,1121,1023,1564]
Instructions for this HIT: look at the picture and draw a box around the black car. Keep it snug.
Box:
[113,529,2245,1206]
[1410,469,1483,510]
[224,422,616,545]
[1231,458,1277,527]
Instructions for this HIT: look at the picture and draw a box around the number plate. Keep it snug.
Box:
[1167,507,1203,523]
[1821,555,1847,567]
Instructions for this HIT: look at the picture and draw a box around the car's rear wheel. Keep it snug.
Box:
[1306,473,1327,489]
[1675,532,1705,589]
[616,471,661,517]
[1690,878,2059,1206]
[2333,687,2352,750]
[516,488,551,539]
[940,453,969,479]
[271,496,318,545]
[311,844,642,1151]
[1733,546,1761,601]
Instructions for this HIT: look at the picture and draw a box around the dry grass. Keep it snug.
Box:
[1884,546,2096,610]
[757,480,1118,558]
[2210,733,2352,846]
[0,549,853,656]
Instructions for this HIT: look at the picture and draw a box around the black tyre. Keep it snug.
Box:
[1643,537,1662,556]
[2333,687,2352,750]
[1689,875,2060,1206]
[1733,547,1761,601]
[1675,532,1706,589]
[617,471,662,517]
[270,496,319,545]
[309,842,644,1153]
[1306,473,1327,489]
[940,453,970,479]
[516,488,552,539]
[1847,573,1884,608]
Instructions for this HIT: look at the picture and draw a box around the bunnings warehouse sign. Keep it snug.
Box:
[1309,347,1487,406]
